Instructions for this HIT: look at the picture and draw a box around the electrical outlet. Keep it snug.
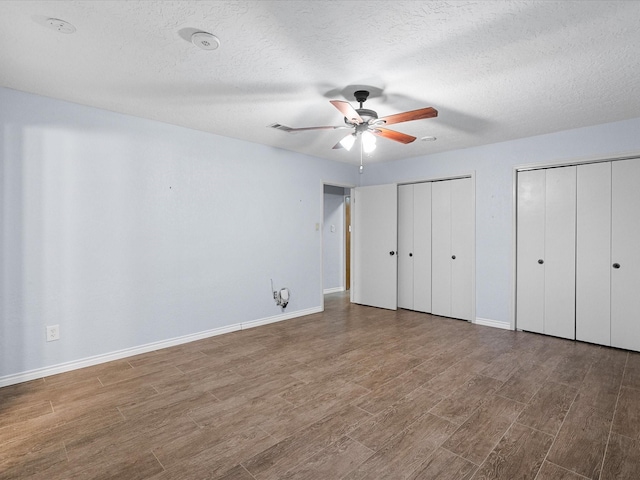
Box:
[46,325,60,342]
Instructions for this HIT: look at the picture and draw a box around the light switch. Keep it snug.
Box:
[331,224,336,232]
[315,223,320,231]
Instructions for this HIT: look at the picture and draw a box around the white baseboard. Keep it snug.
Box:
[323,287,345,294]
[475,317,512,330]
[241,306,322,329]
[0,307,322,389]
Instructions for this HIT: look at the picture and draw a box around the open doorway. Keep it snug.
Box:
[322,184,351,297]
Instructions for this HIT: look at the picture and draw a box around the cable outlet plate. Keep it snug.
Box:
[46,325,60,342]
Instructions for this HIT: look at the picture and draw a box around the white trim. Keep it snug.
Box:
[476,317,512,330]
[241,306,322,329]
[323,287,345,294]
[514,151,640,173]
[511,165,518,331]
[396,173,473,186]
[0,307,322,388]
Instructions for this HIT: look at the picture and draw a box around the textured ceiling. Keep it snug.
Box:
[1,1,640,164]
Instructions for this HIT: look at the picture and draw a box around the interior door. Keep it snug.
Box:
[544,166,576,340]
[576,162,611,345]
[516,169,546,334]
[413,182,432,313]
[611,159,640,351]
[352,184,398,310]
[397,185,414,309]
[450,178,474,321]
[431,180,452,317]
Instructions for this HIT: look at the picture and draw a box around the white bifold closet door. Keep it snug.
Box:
[516,166,576,339]
[431,178,473,321]
[352,184,398,310]
[611,159,640,351]
[576,162,612,345]
[397,183,432,313]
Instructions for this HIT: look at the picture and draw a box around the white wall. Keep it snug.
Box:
[323,185,346,292]
[361,117,640,327]
[0,87,358,382]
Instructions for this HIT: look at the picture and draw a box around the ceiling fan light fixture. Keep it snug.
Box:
[340,133,356,151]
[362,130,377,153]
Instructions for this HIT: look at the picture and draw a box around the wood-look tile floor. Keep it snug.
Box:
[2,292,640,479]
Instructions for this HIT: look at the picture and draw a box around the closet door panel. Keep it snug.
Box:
[432,180,452,317]
[397,185,414,309]
[450,178,474,321]
[544,166,576,340]
[413,182,432,313]
[576,162,611,345]
[352,184,398,310]
[611,159,640,351]
[516,169,546,334]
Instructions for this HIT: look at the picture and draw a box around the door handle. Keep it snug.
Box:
[451,255,456,260]
[538,259,544,264]
[613,263,621,269]
[409,253,413,257]
[389,251,395,256]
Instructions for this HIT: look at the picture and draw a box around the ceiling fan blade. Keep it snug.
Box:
[269,123,347,133]
[330,100,363,124]
[378,107,438,126]
[372,127,417,144]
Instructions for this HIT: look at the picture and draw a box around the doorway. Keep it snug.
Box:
[322,184,352,298]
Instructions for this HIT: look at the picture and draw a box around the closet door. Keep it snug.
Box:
[450,178,473,321]
[576,162,611,345]
[431,180,452,317]
[397,185,414,309]
[352,184,398,310]
[413,182,432,313]
[432,178,473,320]
[516,167,576,339]
[611,159,640,351]
[516,169,546,334]
[543,166,576,339]
[397,182,432,313]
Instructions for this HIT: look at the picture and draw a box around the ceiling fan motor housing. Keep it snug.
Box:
[348,90,379,125]
[346,108,378,126]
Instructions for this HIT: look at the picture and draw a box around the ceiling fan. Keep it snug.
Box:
[270,90,438,152]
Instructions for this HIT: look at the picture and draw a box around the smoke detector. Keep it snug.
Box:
[191,32,220,51]
[45,18,76,34]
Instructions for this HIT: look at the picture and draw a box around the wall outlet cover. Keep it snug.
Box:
[46,325,60,342]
